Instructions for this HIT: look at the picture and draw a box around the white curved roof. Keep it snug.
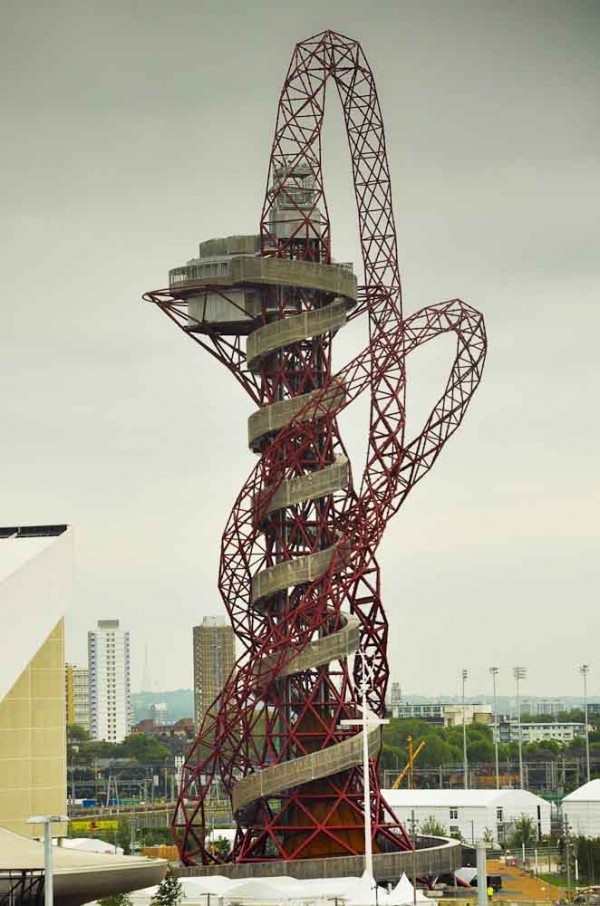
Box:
[0,827,166,906]
[383,788,546,807]
[563,779,600,802]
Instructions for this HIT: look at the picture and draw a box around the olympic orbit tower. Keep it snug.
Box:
[145,31,487,873]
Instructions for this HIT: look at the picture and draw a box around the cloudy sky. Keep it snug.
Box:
[2,0,599,700]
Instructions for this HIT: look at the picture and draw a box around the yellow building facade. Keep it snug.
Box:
[0,526,72,836]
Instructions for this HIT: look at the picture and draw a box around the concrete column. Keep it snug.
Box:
[476,841,488,906]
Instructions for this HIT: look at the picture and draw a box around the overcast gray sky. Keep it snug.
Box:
[2,0,599,701]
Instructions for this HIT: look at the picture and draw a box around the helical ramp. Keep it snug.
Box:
[144,30,487,874]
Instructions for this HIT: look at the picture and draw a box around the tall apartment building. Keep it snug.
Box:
[88,619,131,742]
[65,663,89,731]
[193,616,235,729]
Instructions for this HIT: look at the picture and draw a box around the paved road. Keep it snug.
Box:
[487,858,563,903]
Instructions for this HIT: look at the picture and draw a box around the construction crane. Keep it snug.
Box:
[392,736,426,790]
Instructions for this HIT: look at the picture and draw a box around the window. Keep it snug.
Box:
[496,807,503,821]
[450,825,460,837]
[450,808,458,820]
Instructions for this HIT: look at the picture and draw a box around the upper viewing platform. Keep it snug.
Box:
[166,234,356,335]
[169,234,356,300]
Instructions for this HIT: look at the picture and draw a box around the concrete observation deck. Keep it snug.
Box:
[178,835,461,883]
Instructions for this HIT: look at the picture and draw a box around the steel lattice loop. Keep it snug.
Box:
[144,29,487,868]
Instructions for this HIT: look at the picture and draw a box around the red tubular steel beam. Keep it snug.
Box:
[144,29,487,868]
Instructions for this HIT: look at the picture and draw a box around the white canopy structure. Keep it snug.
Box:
[387,873,431,906]
[383,788,551,844]
[563,779,600,837]
[0,827,167,906]
[126,871,436,906]
[60,837,124,855]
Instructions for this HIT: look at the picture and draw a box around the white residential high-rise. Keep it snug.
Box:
[88,619,131,742]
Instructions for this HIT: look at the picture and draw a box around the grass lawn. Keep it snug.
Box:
[537,873,569,888]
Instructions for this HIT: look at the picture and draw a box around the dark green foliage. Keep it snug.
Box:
[571,836,600,885]
[68,724,91,743]
[381,718,495,770]
[151,868,183,906]
[68,732,170,765]
[99,895,132,906]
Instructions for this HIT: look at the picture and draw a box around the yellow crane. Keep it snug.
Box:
[392,735,426,790]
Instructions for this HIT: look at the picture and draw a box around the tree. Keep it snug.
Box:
[151,867,182,906]
[420,815,448,837]
[508,814,537,849]
[68,724,91,743]
[99,895,132,906]
[121,733,170,765]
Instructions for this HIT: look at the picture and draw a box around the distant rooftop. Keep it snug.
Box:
[383,788,547,807]
[0,525,68,538]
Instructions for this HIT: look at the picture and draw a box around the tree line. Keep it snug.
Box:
[381,710,600,776]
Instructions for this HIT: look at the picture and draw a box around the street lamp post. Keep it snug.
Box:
[462,669,468,790]
[581,664,591,783]
[27,815,70,906]
[489,667,500,789]
[513,667,527,789]
[341,650,389,881]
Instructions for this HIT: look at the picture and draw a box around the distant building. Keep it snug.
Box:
[65,663,89,731]
[563,780,600,837]
[0,524,72,836]
[150,702,167,724]
[193,617,235,728]
[396,702,492,726]
[88,619,131,742]
[498,720,585,745]
[383,788,551,845]
[389,682,402,718]
[522,699,566,718]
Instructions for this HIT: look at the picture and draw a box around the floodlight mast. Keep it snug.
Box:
[145,29,487,868]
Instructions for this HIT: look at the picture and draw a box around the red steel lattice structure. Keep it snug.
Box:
[144,30,487,866]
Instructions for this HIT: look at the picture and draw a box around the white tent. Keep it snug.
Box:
[124,871,435,906]
[344,871,381,906]
[563,780,600,837]
[225,876,298,903]
[294,876,359,897]
[179,876,232,897]
[60,837,124,855]
[387,873,431,906]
